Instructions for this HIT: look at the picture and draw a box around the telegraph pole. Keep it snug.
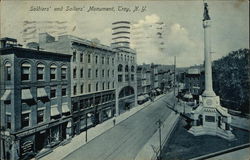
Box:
[173,56,176,108]
[156,119,162,160]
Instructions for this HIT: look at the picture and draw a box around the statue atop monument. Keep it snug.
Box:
[203,2,211,21]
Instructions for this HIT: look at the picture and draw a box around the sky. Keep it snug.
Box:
[0,0,249,67]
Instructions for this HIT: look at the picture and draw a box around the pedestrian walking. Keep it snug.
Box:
[113,118,116,126]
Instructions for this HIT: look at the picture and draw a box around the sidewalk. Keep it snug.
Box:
[135,110,180,160]
[38,94,166,160]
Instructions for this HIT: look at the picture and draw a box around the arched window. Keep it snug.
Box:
[5,62,11,81]
[88,54,91,63]
[37,63,45,81]
[61,65,67,80]
[96,82,99,91]
[50,64,57,80]
[118,64,123,72]
[125,65,129,72]
[21,62,31,81]
[131,65,135,72]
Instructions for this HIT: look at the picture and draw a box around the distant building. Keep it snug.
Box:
[137,64,151,95]
[0,38,71,160]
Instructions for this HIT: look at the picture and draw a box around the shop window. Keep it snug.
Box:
[107,70,110,77]
[50,64,57,80]
[21,113,29,128]
[37,110,44,124]
[125,75,129,81]
[80,100,84,109]
[5,62,11,81]
[61,86,67,96]
[88,68,91,78]
[118,75,123,82]
[50,86,56,98]
[72,102,78,111]
[61,66,67,80]
[112,82,114,88]
[131,65,135,72]
[21,62,31,81]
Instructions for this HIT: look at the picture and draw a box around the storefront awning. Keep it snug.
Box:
[62,103,70,113]
[51,105,60,116]
[21,89,33,100]
[1,90,11,101]
[144,94,150,98]
[67,121,72,128]
[37,88,47,98]
[137,95,146,101]
[156,89,161,92]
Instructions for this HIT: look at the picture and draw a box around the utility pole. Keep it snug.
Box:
[173,56,176,108]
[156,119,162,160]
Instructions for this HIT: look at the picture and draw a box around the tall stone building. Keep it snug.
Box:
[0,38,71,160]
[39,33,117,135]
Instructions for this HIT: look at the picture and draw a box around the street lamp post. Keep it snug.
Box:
[85,113,92,143]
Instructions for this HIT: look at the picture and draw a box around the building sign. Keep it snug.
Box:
[16,124,49,137]
[20,140,33,156]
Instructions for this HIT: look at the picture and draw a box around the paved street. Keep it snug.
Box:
[63,93,174,160]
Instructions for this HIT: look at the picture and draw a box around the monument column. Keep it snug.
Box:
[202,3,216,97]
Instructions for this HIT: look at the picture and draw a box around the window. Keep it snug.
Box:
[80,68,83,78]
[21,113,29,128]
[112,58,114,65]
[72,102,78,111]
[102,56,104,64]
[107,57,109,64]
[6,114,11,129]
[88,68,91,78]
[107,82,110,89]
[74,85,77,95]
[96,83,98,91]
[61,66,67,80]
[80,53,83,62]
[81,84,84,93]
[96,69,98,77]
[131,74,134,81]
[102,82,105,90]
[5,62,11,81]
[102,69,105,77]
[73,68,77,79]
[112,70,114,77]
[112,81,115,88]
[21,63,31,81]
[88,84,91,92]
[118,75,123,82]
[73,51,76,62]
[50,86,56,98]
[88,54,91,63]
[37,110,44,123]
[96,56,98,64]
[125,75,129,81]
[50,64,57,80]
[107,70,110,77]
[131,66,135,72]
[62,86,67,96]
[118,64,123,72]
[36,64,45,80]
[125,65,129,72]
[121,54,123,60]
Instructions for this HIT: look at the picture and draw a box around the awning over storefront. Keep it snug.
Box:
[137,95,145,101]
[51,105,60,116]
[62,103,70,113]
[156,89,161,92]
[21,89,33,100]
[184,93,193,99]
[144,94,150,99]
[67,121,72,128]
[125,99,135,104]
[1,90,11,101]
[37,88,47,98]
